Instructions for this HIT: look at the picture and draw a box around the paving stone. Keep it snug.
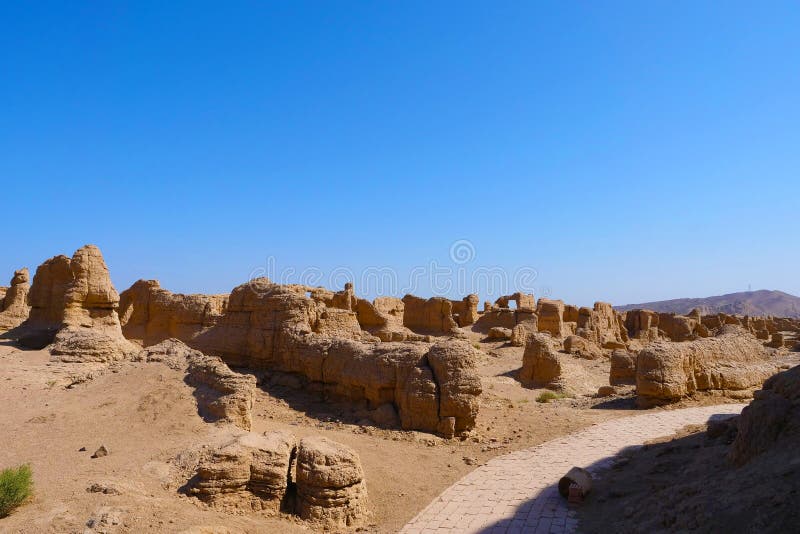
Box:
[401,404,745,533]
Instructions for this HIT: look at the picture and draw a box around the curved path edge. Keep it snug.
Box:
[401,404,746,534]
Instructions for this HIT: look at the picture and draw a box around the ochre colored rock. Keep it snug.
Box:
[23,254,73,344]
[494,292,536,312]
[474,309,517,331]
[657,312,700,342]
[119,279,227,346]
[487,326,512,340]
[426,341,482,435]
[313,307,365,340]
[510,323,532,347]
[295,437,369,530]
[536,299,567,338]
[609,349,637,386]
[354,296,421,342]
[0,268,30,331]
[50,328,137,363]
[49,246,137,362]
[451,294,480,326]
[597,385,616,397]
[120,278,482,436]
[636,329,776,406]
[14,245,135,359]
[520,333,563,388]
[563,335,602,360]
[190,431,296,513]
[401,295,460,335]
[624,309,660,341]
[576,302,627,347]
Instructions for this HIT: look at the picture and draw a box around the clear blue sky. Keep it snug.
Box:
[2,1,799,306]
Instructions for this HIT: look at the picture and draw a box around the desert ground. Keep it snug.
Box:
[0,330,635,533]
[1,245,799,533]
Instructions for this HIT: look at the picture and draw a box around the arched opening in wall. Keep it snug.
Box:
[508,300,517,310]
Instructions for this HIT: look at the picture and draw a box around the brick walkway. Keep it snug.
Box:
[401,404,745,534]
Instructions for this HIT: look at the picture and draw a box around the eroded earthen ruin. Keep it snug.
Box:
[2,242,799,430]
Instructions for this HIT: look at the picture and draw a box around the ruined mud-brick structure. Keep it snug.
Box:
[3,243,800,425]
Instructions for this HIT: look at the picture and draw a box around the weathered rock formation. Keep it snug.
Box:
[425,341,482,436]
[576,302,628,348]
[189,432,369,529]
[120,278,482,436]
[11,245,136,360]
[50,327,137,363]
[135,339,256,430]
[296,437,370,530]
[21,254,72,346]
[487,326,512,340]
[309,282,358,312]
[190,431,296,513]
[510,323,533,347]
[729,364,800,466]
[520,333,563,389]
[563,334,603,359]
[474,292,538,334]
[451,294,480,326]
[48,246,137,361]
[636,329,777,406]
[119,279,227,346]
[498,292,535,311]
[475,307,516,330]
[0,268,30,331]
[353,296,422,342]
[622,308,795,343]
[609,349,637,386]
[401,295,461,335]
[536,299,570,338]
[624,309,660,341]
[656,312,702,342]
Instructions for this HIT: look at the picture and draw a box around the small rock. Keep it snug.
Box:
[78,446,87,452]
[463,456,478,466]
[87,482,121,495]
[597,385,616,397]
[91,445,109,459]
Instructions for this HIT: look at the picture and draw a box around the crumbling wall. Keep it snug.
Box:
[120,278,482,437]
[401,295,460,335]
[636,328,777,407]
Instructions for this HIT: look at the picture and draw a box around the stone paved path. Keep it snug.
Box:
[401,404,745,534]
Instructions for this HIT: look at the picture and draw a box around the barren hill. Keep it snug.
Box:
[615,290,800,318]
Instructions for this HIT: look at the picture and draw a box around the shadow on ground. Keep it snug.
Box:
[475,412,739,534]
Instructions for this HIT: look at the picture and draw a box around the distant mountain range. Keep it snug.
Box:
[615,290,800,318]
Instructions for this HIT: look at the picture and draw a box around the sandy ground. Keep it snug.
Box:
[0,329,732,533]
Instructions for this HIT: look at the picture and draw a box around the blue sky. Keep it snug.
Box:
[2,1,799,306]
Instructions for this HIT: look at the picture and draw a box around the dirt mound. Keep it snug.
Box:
[136,339,257,430]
